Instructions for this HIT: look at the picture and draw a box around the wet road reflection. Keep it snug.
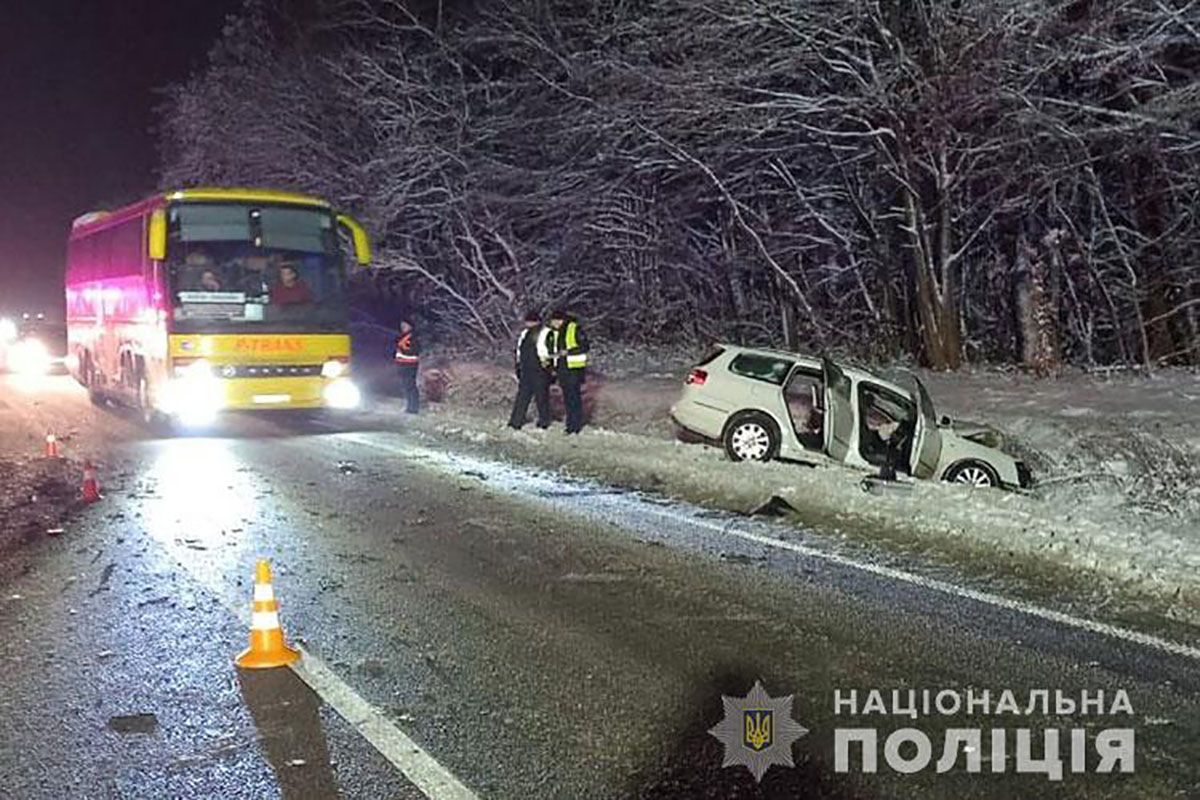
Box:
[141,437,261,586]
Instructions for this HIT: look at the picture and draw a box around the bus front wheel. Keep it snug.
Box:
[84,356,105,406]
[137,374,155,423]
[137,373,173,434]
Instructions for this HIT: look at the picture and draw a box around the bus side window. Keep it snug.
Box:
[114,219,145,308]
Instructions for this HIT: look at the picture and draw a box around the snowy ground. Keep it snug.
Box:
[364,342,1200,628]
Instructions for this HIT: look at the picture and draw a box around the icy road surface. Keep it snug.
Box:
[0,373,1198,799]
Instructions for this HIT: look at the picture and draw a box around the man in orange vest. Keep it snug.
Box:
[394,319,420,413]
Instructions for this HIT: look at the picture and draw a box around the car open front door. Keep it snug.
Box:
[907,373,943,479]
[821,357,854,462]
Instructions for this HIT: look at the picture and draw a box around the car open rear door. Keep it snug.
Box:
[821,357,854,462]
[907,373,943,479]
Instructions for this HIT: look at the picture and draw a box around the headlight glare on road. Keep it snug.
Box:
[324,377,361,409]
[321,359,348,379]
[0,317,16,343]
[10,338,51,375]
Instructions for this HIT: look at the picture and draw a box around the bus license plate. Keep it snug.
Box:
[252,394,291,405]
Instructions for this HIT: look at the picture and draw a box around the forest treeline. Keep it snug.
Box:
[158,0,1200,369]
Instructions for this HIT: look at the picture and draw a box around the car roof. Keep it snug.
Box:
[714,343,913,397]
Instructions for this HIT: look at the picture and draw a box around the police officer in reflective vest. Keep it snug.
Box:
[393,319,420,414]
[508,310,552,430]
[547,309,589,434]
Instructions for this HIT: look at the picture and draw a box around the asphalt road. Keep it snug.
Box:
[0,373,1198,799]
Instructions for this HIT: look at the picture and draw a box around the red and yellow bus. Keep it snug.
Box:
[65,188,371,426]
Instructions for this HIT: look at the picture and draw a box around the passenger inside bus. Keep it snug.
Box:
[179,249,215,289]
[198,269,224,292]
[170,244,337,316]
[178,250,232,294]
[271,263,314,306]
[229,254,275,296]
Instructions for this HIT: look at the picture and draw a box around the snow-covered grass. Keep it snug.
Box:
[373,351,1200,629]
[910,367,1200,520]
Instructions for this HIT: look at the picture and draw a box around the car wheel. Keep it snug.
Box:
[723,412,780,463]
[945,460,1000,489]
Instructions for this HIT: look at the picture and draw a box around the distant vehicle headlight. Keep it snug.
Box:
[10,338,51,374]
[0,318,16,343]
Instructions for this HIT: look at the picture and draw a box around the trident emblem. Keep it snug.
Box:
[744,709,773,751]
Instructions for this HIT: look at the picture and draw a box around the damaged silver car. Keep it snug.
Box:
[670,345,1033,490]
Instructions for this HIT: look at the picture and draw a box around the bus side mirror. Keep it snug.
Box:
[148,209,167,261]
[337,214,371,267]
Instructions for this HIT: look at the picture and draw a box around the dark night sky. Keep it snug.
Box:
[0,0,243,313]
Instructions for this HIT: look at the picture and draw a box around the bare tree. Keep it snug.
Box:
[157,0,1200,367]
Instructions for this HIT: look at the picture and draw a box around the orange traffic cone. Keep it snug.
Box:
[81,461,101,503]
[236,559,301,669]
[44,434,60,458]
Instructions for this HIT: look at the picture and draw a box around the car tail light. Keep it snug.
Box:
[686,368,707,386]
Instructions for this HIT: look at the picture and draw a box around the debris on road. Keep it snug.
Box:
[719,552,767,565]
[107,713,158,735]
[748,495,798,517]
[860,476,916,496]
[89,563,115,597]
[0,456,78,560]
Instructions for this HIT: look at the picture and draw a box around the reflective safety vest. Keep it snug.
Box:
[394,332,419,365]
[516,326,553,368]
[559,321,588,369]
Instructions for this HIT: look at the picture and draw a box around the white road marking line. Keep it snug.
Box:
[291,651,480,800]
[152,539,479,800]
[658,507,1200,663]
[347,433,1200,664]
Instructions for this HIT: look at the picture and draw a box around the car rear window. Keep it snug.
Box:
[693,347,725,367]
[729,353,794,385]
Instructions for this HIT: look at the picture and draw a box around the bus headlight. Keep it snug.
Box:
[0,318,16,343]
[321,359,348,378]
[324,377,361,409]
[160,359,224,425]
[173,358,213,378]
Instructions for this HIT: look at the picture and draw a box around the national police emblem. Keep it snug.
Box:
[709,680,808,782]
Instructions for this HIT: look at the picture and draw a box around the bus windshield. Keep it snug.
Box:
[166,202,347,332]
